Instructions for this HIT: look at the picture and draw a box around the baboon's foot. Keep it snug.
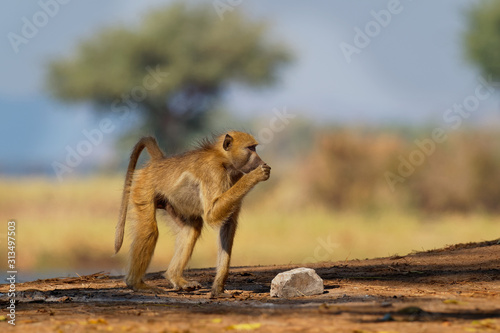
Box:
[171,278,202,291]
[164,270,202,291]
[127,281,164,294]
[209,288,232,299]
[179,279,202,291]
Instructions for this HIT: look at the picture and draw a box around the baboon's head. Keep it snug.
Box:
[222,131,266,174]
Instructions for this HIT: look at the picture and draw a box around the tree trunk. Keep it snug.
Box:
[148,109,185,154]
[142,99,211,154]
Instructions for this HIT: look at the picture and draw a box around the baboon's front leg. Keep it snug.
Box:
[206,164,270,226]
[211,215,238,297]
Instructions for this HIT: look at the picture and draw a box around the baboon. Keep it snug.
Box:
[114,131,271,297]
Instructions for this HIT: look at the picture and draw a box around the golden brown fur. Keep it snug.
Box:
[115,131,270,297]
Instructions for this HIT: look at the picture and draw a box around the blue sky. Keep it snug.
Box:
[0,0,497,174]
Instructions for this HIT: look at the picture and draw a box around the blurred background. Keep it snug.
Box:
[1,0,500,282]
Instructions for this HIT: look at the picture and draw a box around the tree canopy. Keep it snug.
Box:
[46,2,291,150]
[464,0,500,80]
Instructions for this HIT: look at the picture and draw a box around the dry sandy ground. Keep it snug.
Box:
[1,239,499,332]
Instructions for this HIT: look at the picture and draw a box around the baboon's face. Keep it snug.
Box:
[223,132,266,174]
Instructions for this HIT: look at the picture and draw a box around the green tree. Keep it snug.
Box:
[464,0,500,79]
[46,2,291,151]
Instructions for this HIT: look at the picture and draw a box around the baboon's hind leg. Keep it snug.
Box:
[125,200,161,292]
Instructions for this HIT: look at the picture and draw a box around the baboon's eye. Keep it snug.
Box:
[247,145,256,152]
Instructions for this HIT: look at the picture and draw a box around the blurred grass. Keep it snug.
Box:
[302,129,500,213]
[0,176,499,281]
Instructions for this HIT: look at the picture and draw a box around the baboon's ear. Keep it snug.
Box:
[223,134,233,151]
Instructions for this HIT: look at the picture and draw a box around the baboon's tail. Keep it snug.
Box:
[114,137,164,254]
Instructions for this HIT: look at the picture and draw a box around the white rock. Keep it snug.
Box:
[270,267,324,298]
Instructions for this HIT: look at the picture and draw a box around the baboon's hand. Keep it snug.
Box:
[253,163,271,182]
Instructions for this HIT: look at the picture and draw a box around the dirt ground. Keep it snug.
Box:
[1,239,499,333]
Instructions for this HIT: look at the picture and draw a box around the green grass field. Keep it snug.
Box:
[1,177,498,281]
